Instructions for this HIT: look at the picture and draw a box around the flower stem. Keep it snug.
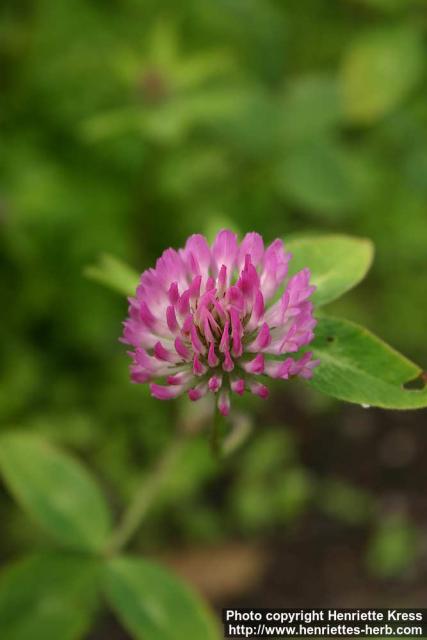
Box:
[210,406,224,458]
[106,430,186,555]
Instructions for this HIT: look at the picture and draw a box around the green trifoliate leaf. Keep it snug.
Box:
[0,553,99,640]
[84,253,139,297]
[103,556,220,640]
[308,316,427,409]
[286,234,374,306]
[0,433,112,552]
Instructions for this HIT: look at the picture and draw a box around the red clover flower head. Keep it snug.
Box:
[122,230,319,416]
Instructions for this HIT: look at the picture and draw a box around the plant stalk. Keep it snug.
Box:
[106,431,186,555]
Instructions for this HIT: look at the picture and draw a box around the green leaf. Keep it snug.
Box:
[0,433,112,552]
[281,75,342,143]
[308,316,427,409]
[84,253,139,297]
[355,0,418,11]
[286,234,374,306]
[276,141,358,217]
[0,553,99,640]
[366,515,420,578]
[320,479,374,525]
[103,556,220,640]
[341,26,424,124]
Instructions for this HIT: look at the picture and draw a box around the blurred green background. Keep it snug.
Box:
[1,0,427,635]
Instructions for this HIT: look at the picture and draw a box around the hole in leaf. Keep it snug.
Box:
[403,373,427,391]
